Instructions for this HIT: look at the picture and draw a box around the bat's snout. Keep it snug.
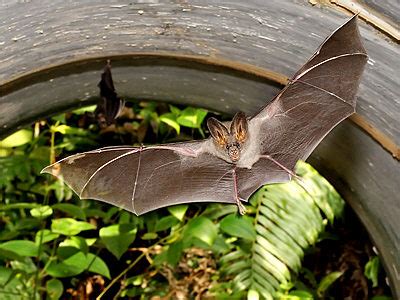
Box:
[228,146,240,162]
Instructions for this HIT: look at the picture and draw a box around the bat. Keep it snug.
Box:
[42,16,368,216]
[95,60,125,126]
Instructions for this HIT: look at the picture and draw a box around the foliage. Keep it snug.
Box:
[218,162,345,299]
[365,256,381,288]
[0,101,392,299]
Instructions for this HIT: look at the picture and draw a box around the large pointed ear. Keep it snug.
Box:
[207,117,229,147]
[230,112,248,143]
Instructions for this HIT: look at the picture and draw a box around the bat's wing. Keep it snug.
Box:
[240,16,368,199]
[41,141,238,215]
[41,17,368,214]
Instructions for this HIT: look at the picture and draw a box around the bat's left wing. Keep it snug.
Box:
[41,141,240,215]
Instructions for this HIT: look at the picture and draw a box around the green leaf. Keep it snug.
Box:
[47,251,110,279]
[211,236,230,253]
[0,129,32,148]
[100,223,137,259]
[30,205,53,219]
[167,241,183,266]
[0,248,22,261]
[168,205,188,221]
[160,113,180,134]
[85,208,107,219]
[119,211,132,224]
[60,236,89,254]
[0,267,26,298]
[51,114,66,123]
[220,215,256,241]
[72,105,97,114]
[86,253,111,279]
[50,124,70,134]
[202,203,238,220]
[177,107,208,128]
[35,229,60,245]
[155,216,179,232]
[153,249,168,266]
[52,203,86,220]
[295,161,344,224]
[141,232,158,240]
[51,124,88,136]
[14,217,41,231]
[169,105,181,115]
[10,257,37,274]
[126,275,144,287]
[364,256,380,287]
[0,240,39,257]
[46,278,64,300]
[29,145,51,161]
[51,218,95,236]
[85,238,97,246]
[46,259,83,278]
[183,216,217,246]
[317,271,343,297]
[0,266,14,286]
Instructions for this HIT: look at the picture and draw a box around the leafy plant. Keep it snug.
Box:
[218,162,344,299]
[365,256,381,288]
[160,105,208,137]
[0,101,392,299]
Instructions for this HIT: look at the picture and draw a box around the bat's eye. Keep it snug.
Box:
[226,145,229,150]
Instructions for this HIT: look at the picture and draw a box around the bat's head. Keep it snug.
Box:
[207,112,249,163]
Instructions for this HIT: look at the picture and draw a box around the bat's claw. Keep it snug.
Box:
[236,198,247,215]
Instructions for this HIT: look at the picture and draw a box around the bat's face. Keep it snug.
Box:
[207,112,248,163]
[226,141,241,162]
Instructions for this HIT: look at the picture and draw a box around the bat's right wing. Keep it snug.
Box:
[41,141,238,215]
[251,16,368,179]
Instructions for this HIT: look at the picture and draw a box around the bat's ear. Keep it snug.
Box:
[231,112,248,143]
[207,117,229,147]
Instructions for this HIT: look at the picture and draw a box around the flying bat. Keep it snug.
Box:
[42,16,368,215]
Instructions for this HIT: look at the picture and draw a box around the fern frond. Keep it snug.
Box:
[219,161,345,299]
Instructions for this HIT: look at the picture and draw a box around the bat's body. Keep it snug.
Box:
[42,16,368,215]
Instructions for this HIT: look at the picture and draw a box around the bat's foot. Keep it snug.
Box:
[232,168,246,215]
[236,198,247,215]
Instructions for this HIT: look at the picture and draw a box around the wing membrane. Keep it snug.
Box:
[254,16,367,170]
[42,143,237,215]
